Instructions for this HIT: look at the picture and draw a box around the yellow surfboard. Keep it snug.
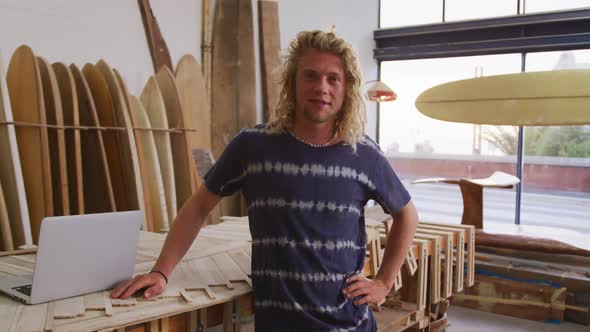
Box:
[415,69,590,126]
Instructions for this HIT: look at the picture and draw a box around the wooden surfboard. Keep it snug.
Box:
[96,60,143,214]
[69,64,116,214]
[6,45,53,244]
[0,52,33,248]
[111,68,150,231]
[140,76,177,224]
[0,177,14,250]
[37,57,70,216]
[155,66,196,210]
[83,63,131,212]
[175,55,223,224]
[53,63,84,215]
[415,69,590,126]
[175,55,210,172]
[258,0,281,122]
[128,95,169,232]
[211,0,256,217]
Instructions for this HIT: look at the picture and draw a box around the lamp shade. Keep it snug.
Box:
[366,81,397,102]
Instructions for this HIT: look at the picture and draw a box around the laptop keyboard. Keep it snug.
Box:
[12,284,32,296]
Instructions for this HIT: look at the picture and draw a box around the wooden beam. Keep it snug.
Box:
[137,0,173,72]
[258,0,281,122]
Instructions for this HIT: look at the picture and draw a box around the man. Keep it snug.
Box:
[112,30,419,331]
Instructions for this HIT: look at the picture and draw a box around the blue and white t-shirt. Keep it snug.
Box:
[204,127,410,331]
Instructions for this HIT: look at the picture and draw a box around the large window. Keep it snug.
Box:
[519,50,590,233]
[380,55,520,225]
[378,3,590,233]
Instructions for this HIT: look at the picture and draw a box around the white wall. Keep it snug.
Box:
[0,0,378,138]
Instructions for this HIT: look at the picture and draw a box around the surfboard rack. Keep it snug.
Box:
[0,121,195,133]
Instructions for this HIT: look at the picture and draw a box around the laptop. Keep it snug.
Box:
[0,210,143,304]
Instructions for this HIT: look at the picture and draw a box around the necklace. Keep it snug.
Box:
[286,129,337,148]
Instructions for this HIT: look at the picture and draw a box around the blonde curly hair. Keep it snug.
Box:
[267,30,366,151]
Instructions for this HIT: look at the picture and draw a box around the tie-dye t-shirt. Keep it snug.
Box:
[204,127,410,331]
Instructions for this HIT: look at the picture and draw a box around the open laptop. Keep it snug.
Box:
[0,210,143,304]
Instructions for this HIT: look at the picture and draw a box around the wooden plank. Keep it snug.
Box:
[44,301,55,332]
[0,52,33,249]
[0,177,15,250]
[211,0,243,218]
[128,95,169,232]
[111,298,138,307]
[37,56,69,217]
[53,63,84,215]
[420,222,475,287]
[6,45,52,244]
[84,292,109,311]
[414,234,442,303]
[412,239,429,311]
[237,0,256,130]
[137,0,173,72]
[374,301,418,331]
[140,76,177,225]
[69,64,115,213]
[189,256,234,290]
[11,303,47,332]
[416,228,454,298]
[258,0,281,122]
[420,225,465,292]
[155,66,197,210]
[227,248,251,276]
[82,63,128,212]
[54,296,85,319]
[211,252,252,287]
[0,291,19,331]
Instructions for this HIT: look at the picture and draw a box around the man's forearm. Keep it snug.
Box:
[152,186,219,278]
[375,201,419,290]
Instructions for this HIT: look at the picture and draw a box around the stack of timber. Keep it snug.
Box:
[0,219,253,332]
[365,206,476,331]
[0,45,220,240]
[455,247,590,325]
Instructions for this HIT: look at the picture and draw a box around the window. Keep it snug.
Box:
[446,0,517,21]
[519,50,590,233]
[377,4,590,231]
[380,55,520,224]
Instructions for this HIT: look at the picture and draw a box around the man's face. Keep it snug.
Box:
[294,50,346,125]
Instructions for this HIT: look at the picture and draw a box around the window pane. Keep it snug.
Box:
[521,50,590,234]
[380,0,443,28]
[380,55,521,225]
[524,0,590,14]
[445,0,518,21]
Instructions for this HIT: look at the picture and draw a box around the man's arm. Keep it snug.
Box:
[111,184,221,299]
[343,200,419,305]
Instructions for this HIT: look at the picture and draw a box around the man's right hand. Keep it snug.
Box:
[110,272,167,300]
